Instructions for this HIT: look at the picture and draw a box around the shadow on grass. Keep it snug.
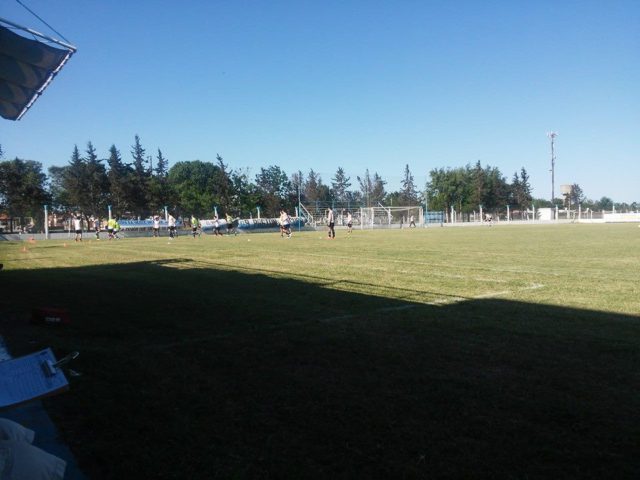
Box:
[1,260,639,479]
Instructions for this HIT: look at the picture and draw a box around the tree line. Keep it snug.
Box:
[0,137,636,228]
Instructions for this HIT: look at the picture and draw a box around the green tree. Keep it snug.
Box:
[426,167,467,214]
[371,172,387,205]
[155,148,169,177]
[230,168,260,217]
[331,167,351,202]
[48,165,71,212]
[386,191,401,206]
[463,161,508,212]
[83,141,109,217]
[510,171,521,208]
[107,144,133,216]
[595,196,614,211]
[510,167,533,210]
[532,198,553,208]
[129,135,150,216]
[357,169,373,207]
[304,169,330,203]
[399,164,418,206]
[569,183,585,207]
[483,165,509,210]
[518,167,532,207]
[131,134,148,177]
[167,160,222,217]
[148,148,172,213]
[63,145,88,212]
[289,170,308,210]
[0,158,50,223]
[255,165,292,217]
[215,154,232,212]
[468,161,486,209]
[316,183,331,203]
[52,143,109,218]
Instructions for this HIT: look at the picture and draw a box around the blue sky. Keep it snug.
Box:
[2,0,639,202]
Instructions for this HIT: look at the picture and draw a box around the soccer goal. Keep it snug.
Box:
[356,206,423,229]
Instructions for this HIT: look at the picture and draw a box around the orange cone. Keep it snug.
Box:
[63,242,68,248]
[21,245,28,253]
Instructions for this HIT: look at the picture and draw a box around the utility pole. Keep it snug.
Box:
[547,132,558,203]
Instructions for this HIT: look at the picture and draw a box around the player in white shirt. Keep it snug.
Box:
[73,214,82,242]
[153,215,161,237]
[167,214,177,238]
[326,208,335,239]
[279,209,291,238]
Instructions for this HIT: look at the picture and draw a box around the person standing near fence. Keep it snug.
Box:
[153,215,160,237]
[93,216,101,239]
[226,213,235,235]
[346,211,353,234]
[107,217,116,240]
[485,213,493,226]
[279,209,292,238]
[327,208,335,239]
[73,214,83,242]
[168,214,176,238]
[409,214,416,228]
[190,215,200,238]
[113,219,122,239]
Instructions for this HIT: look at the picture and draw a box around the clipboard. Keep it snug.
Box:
[0,348,71,409]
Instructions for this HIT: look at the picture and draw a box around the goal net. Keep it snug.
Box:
[354,206,423,229]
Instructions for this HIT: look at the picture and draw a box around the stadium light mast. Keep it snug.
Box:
[547,132,558,203]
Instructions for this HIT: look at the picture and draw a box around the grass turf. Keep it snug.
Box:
[1,224,639,478]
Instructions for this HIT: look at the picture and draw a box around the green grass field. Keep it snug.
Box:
[1,224,639,479]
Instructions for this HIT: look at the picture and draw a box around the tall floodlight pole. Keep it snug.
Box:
[547,132,558,203]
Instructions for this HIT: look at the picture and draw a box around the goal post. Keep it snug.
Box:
[297,202,428,229]
[356,206,423,229]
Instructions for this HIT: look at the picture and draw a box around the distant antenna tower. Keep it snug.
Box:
[547,132,558,202]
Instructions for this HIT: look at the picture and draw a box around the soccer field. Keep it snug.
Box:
[1,224,639,478]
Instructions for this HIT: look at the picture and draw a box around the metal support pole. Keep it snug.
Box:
[44,205,49,239]
[425,194,428,228]
[548,132,557,203]
[298,183,301,232]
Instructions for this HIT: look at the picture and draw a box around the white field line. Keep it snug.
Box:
[298,251,561,276]
[473,291,510,299]
[473,282,545,299]
[158,257,545,304]
[156,256,405,285]
[101,241,553,284]
[196,251,513,285]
